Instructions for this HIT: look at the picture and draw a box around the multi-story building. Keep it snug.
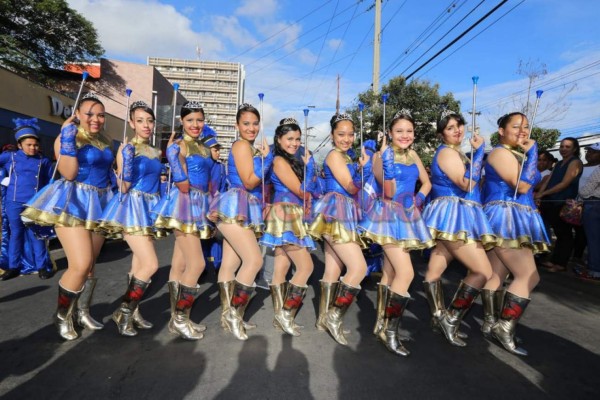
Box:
[148,57,246,158]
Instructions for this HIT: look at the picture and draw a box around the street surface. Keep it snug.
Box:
[1,236,599,399]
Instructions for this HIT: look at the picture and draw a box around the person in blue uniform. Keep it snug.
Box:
[202,136,225,270]
[0,118,54,280]
[359,110,434,356]
[307,113,372,346]
[153,101,214,341]
[480,112,549,356]
[420,110,495,347]
[97,101,164,337]
[22,93,114,340]
[259,117,316,336]
[208,103,271,341]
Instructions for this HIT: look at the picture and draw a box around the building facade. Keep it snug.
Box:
[148,57,246,157]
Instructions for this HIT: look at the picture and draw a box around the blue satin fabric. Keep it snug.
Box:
[422,144,494,244]
[270,167,302,206]
[227,141,263,200]
[75,145,114,188]
[322,149,359,197]
[23,144,114,227]
[482,148,550,252]
[259,161,315,250]
[187,153,213,191]
[209,140,264,230]
[359,162,433,249]
[98,152,162,235]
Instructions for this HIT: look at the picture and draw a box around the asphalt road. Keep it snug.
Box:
[1,236,599,399]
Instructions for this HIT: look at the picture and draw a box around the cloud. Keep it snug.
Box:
[212,16,259,49]
[68,0,223,61]
[235,0,278,18]
[327,39,343,51]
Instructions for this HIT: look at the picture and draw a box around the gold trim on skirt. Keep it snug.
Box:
[308,214,366,248]
[429,228,497,251]
[154,215,213,239]
[360,230,435,250]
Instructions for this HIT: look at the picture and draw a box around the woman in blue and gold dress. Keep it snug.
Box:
[481,112,549,356]
[22,93,114,340]
[259,117,316,336]
[97,101,163,337]
[208,103,271,341]
[359,110,434,356]
[308,113,371,346]
[421,110,495,347]
[153,101,214,341]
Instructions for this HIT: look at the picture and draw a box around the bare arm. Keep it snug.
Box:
[232,140,262,190]
[538,159,583,198]
[487,148,532,194]
[412,150,431,197]
[326,151,359,195]
[273,157,304,198]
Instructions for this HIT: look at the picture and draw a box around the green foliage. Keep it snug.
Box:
[346,76,461,166]
[489,127,561,151]
[0,0,103,78]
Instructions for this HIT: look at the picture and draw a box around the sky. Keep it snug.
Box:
[68,0,600,156]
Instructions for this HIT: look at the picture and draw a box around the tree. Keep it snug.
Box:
[346,76,461,165]
[0,0,103,79]
[489,127,561,151]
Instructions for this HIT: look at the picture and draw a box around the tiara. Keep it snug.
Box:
[279,117,298,126]
[81,92,100,101]
[393,108,412,119]
[440,109,458,120]
[182,101,204,109]
[333,113,353,123]
[130,100,149,110]
[238,102,255,110]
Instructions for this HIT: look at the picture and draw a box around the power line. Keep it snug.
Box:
[415,0,525,80]
[404,0,510,80]
[301,0,341,102]
[397,0,487,78]
[380,1,463,79]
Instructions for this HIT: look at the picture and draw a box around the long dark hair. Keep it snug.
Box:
[561,137,581,158]
[274,119,303,181]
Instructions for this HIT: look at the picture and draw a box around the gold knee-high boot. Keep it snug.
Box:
[324,280,360,345]
[273,283,307,336]
[316,280,338,331]
[170,283,204,340]
[75,277,104,330]
[481,289,496,338]
[126,274,152,330]
[423,280,468,340]
[169,280,206,334]
[436,281,480,347]
[55,283,82,340]
[223,281,256,341]
[373,283,389,336]
[219,280,256,332]
[377,290,411,356]
[112,275,150,337]
[491,291,530,356]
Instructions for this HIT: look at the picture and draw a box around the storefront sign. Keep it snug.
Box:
[49,96,74,119]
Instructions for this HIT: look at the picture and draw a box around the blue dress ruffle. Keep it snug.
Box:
[482,147,550,253]
[422,144,495,248]
[153,187,214,238]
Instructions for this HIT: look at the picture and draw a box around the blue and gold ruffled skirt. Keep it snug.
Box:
[21,179,113,231]
[152,186,213,238]
[98,189,166,238]
[260,202,315,250]
[308,192,365,247]
[484,200,550,254]
[422,196,496,249]
[359,198,434,250]
[208,187,264,235]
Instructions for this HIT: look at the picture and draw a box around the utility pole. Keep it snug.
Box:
[372,0,382,94]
